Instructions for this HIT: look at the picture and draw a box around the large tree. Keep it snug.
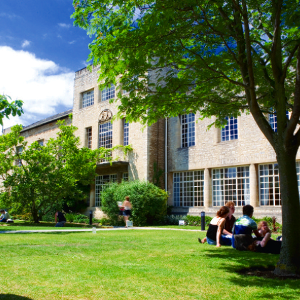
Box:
[0,94,23,126]
[72,0,300,275]
[0,121,130,223]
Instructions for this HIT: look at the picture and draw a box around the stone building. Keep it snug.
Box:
[72,67,165,218]
[7,66,298,221]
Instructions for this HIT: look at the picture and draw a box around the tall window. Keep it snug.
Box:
[82,90,94,108]
[99,122,112,149]
[86,127,92,149]
[181,113,195,147]
[101,84,115,101]
[212,167,250,207]
[221,117,238,141]
[95,174,117,206]
[259,164,280,206]
[123,119,129,146]
[15,146,23,167]
[173,171,204,207]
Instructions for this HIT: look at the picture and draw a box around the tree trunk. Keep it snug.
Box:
[274,148,300,276]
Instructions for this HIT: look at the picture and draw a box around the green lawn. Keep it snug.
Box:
[0,230,298,300]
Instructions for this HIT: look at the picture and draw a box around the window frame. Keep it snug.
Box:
[173,170,204,207]
[212,166,250,207]
[81,89,94,108]
[86,127,92,149]
[123,118,129,146]
[101,84,115,101]
[95,174,117,207]
[181,113,195,148]
[221,116,238,141]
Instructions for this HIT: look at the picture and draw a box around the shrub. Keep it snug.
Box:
[72,213,89,224]
[101,180,168,226]
[161,215,188,225]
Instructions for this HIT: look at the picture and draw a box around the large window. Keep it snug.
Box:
[99,122,112,149]
[123,119,129,146]
[82,90,94,108]
[95,174,117,206]
[101,84,115,101]
[181,113,195,148]
[221,117,238,141]
[259,162,300,206]
[212,167,250,207]
[173,171,204,207]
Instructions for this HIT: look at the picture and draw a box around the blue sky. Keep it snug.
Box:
[0,0,92,129]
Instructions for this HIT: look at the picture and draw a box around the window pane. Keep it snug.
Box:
[173,170,204,207]
[82,90,94,108]
[181,113,195,147]
[212,166,250,206]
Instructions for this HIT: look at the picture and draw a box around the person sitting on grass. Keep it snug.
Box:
[0,209,10,223]
[54,210,66,227]
[231,205,260,250]
[199,206,232,247]
[224,201,236,233]
[200,201,236,244]
[248,221,282,254]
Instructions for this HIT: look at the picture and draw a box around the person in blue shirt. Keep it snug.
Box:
[232,205,260,249]
[0,209,10,222]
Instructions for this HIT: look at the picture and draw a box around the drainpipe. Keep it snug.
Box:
[165,117,168,193]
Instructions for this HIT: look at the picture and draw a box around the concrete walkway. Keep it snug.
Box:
[0,227,205,234]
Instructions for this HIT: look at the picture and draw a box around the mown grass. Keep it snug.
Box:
[0,230,298,300]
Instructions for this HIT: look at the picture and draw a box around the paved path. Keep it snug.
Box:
[0,227,205,234]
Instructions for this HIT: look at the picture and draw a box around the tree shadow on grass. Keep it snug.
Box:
[203,248,300,299]
[0,295,33,300]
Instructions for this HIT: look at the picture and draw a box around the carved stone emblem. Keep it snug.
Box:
[99,109,113,123]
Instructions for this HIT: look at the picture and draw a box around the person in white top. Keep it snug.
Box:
[122,196,132,227]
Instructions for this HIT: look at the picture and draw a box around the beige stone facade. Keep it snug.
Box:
[72,67,165,218]
[7,66,296,222]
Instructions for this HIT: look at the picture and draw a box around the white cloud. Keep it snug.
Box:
[0,46,74,128]
[68,40,76,44]
[21,40,31,48]
[58,23,71,29]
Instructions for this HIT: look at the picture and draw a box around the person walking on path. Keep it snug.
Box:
[122,196,132,227]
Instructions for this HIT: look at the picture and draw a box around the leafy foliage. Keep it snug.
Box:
[73,0,300,274]
[0,94,23,126]
[101,180,168,226]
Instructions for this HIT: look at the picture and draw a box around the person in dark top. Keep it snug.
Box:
[199,202,235,245]
[55,210,66,227]
[224,201,236,233]
[199,206,232,247]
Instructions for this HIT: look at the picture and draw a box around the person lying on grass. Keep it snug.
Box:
[199,206,232,247]
[248,221,282,254]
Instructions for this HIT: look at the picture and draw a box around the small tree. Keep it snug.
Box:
[102,180,168,226]
[0,121,131,222]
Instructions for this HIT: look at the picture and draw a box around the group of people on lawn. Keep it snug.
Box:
[199,202,282,254]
